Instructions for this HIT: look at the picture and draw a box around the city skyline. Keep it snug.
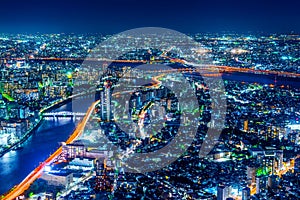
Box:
[0,30,299,199]
[0,1,299,199]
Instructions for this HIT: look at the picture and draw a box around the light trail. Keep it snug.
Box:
[2,101,99,200]
[4,57,300,78]
[2,56,299,199]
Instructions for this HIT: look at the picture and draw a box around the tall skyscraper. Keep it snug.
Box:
[217,185,231,200]
[256,176,267,194]
[100,79,112,121]
[275,150,283,171]
[268,175,279,190]
[243,119,248,132]
[242,187,250,200]
[295,158,300,176]
[246,166,256,184]
[217,185,227,200]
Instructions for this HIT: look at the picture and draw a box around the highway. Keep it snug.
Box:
[2,100,99,200]
[4,57,300,78]
[2,56,299,199]
[2,72,164,200]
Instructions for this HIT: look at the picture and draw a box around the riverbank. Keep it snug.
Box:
[1,100,98,200]
[0,97,73,158]
[0,117,42,158]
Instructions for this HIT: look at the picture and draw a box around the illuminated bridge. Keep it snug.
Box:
[42,111,86,118]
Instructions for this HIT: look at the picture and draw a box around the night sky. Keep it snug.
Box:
[0,0,299,34]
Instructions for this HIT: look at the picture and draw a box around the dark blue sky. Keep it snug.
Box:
[0,0,299,34]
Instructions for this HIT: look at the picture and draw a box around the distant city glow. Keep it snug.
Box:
[0,31,299,200]
[287,124,300,130]
[230,48,249,54]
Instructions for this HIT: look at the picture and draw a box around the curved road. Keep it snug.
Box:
[2,59,299,199]
[2,100,99,200]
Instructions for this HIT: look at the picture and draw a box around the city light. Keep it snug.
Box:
[0,31,299,200]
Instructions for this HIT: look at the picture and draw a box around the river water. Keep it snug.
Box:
[0,71,299,195]
[0,98,93,194]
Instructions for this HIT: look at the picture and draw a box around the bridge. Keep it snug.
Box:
[42,111,86,118]
[2,101,99,200]
[4,57,300,78]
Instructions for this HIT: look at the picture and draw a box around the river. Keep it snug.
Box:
[0,71,299,195]
[0,98,93,194]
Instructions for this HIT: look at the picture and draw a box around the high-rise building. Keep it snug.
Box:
[295,158,300,176]
[275,150,283,171]
[266,126,279,140]
[217,185,231,200]
[242,187,250,200]
[100,79,112,121]
[256,176,267,194]
[217,185,227,200]
[246,166,256,184]
[167,99,172,110]
[268,175,279,190]
[243,119,248,132]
